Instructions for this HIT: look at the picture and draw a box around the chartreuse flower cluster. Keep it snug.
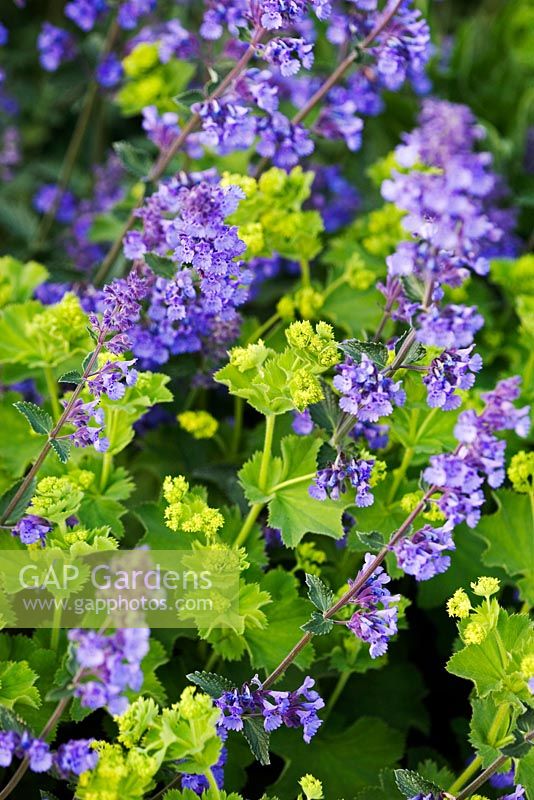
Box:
[447,577,502,645]
[178,410,219,440]
[216,320,338,415]
[117,41,194,116]
[163,475,224,538]
[221,167,324,262]
[76,688,221,800]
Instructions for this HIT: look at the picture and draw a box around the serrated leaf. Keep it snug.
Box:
[113,140,152,179]
[0,661,40,710]
[308,381,343,434]
[82,351,95,372]
[305,573,334,612]
[338,339,388,368]
[0,477,36,524]
[0,705,29,736]
[301,611,334,635]
[58,370,83,384]
[145,253,176,279]
[394,769,441,798]
[394,330,425,365]
[347,530,385,553]
[13,401,52,435]
[50,438,71,463]
[242,716,271,766]
[187,671,235,698]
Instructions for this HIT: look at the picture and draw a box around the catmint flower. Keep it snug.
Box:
[117,0,156,30]
[86,358,138,400]
[333,354,406,422]
[0,731,19,767]
[424,347,483,410]
[416,305,484,349]
[500,789,526,800]
[65,0,107,31]
[490,768,516,789]
[96,54,123,88]
[12,514,52,545]
[292,409,314,435]
[69,628,150,715]
[142,105,179,151]
[394,521,455,580]
[18,732,52,773]
[216,675,324,743]
[54,739,99,777]
[192,98,256,154]
[256,111,314,169]
[0,23,8,46]
[33,184,77,223]
[262,37,314,76]
[310,456,375,507]
[374,2,431,91]
[424,377,530,528]
[182,746,227,793]
[37,23,77,71]
[346,554,399,658]
[315,89,364,151]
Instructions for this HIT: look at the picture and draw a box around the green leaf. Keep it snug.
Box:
[469,696,503,766]
[308,382,343,434]
[301,611,334,635]
[145,253,176,279]
[113,140,152,179]
[0,661,40,710]
[50,438,71,463]
[394,330,425,365]
[338,339,388,368]
[13,401,52,435]
[246,569,313,673]
[394,769,441,799]
[0,477,36,524]
[447,610,533,696]
[516,744,534,798]
[187,671,235,698]
[305,573,334,612]
[267,436,351,548]
[347,530,385,553]
[476,490,534,606]
[242,716,271,766]
[270,716,404,797]
[0,705,29,736]
[0,256,48,308]
[58,370,83,384]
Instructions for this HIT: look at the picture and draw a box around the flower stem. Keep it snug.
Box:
[261,485,437,689]
[0,342,104,526]
[300,259,311,289]
[50,601,63,652]
[387,446,414,505]
[230,396,244,458]
[447,757,482,797]
[44,366,61,421]
[246,312,281,344]
[205,769,221,799]
[234,503,263,548]
[258,414,275,492]
[323,671,351,720]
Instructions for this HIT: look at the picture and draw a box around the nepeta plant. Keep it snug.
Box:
[0,1,532,800]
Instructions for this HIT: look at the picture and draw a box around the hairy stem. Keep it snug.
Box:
[0,343,104,525]
[234,503,263,548]
[261,485,436,688]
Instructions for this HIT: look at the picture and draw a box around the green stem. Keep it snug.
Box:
[43,366,61,421]
[230,397,244,458]
[100,451,113,492]
[271,472,317,493]
[50,602,62,651]
[204,650,219,673]
[447,757,482,796]
[258,415,275,491]
[234,503,263,548]
[205,769,221,800]
[447,702,510,795]
[300,259,311,289]
[322,275,347,300]
[246,312,281,344]
[387,446,414,505]
[324,671,351,720]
